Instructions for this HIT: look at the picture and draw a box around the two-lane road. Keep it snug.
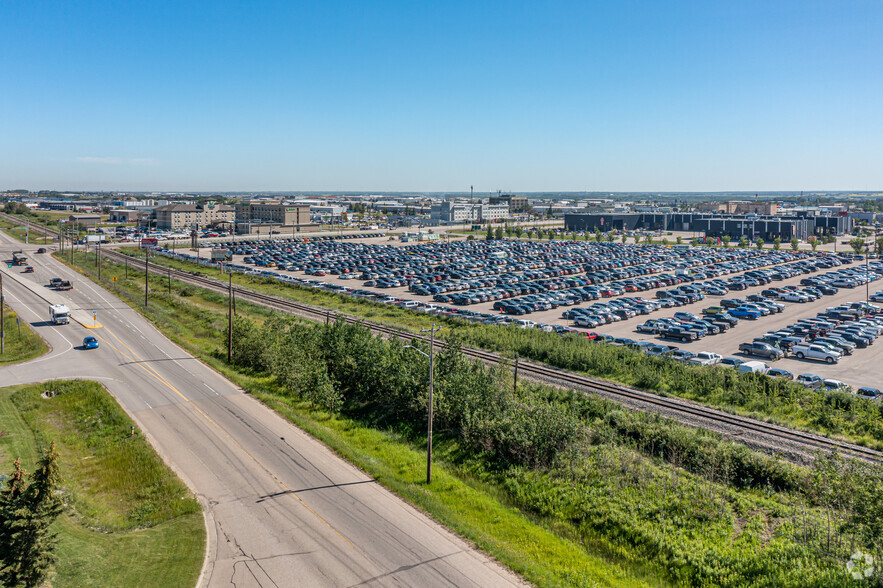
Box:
[0,236,523,587]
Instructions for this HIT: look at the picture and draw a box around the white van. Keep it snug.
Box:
[737,361,769,375]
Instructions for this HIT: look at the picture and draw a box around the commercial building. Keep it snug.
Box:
[68,214,101,227]
[489,194,530,213]
[154,203,236,231]
[109,209,149,223]
[235,203,311,226]
[697,201,779,215]
[429,201,509,224]
[564,212,852,241]
[232,202,318,234]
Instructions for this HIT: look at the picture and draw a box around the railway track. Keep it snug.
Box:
[91,247,883,466]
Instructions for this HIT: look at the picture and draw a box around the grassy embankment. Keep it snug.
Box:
[120,246,883,451]
[0,380,204,588]
[0,309,48,366]
[51,248,874,587]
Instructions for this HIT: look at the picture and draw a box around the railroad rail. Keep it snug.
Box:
[92,247,883,466]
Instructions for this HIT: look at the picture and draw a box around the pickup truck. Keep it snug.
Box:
[57,280,73,290]
[730,307,762,320]
[660,327,699,343]
[688,352,723,366]
[792,343,841,364]
[738,341,784,360]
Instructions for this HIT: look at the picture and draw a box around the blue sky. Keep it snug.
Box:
[1,1,881,192]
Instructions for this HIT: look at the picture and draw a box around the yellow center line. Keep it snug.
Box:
[93,327,361,553]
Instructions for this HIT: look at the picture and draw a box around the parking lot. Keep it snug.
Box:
[179,236,881,393]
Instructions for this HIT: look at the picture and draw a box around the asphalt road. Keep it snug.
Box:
[0,236,524,588]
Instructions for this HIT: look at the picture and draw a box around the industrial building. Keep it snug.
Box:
[564,212,852,241]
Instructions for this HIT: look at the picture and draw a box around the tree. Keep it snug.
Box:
[755,238,764,249]
[876,237,883,256]
[644,234,652,244]
[721,235,731,247]
[486,225,494,240]
[676,236,683,245]
[606,232,615,242]
[691,237,699,247]
[739,236,749,248]
[547,229,554,241]
[661,237,669,246]
[621,234,627,244]
[773,237,781,251]
[849,237,866,255]
[594,229,602,242]
[0,444,64,588]
[494,227,504,240]
[514,226,523,238]
[790,237,799,251]
[808,236,819,251]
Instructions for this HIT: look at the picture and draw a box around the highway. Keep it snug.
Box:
[0,235,524,587]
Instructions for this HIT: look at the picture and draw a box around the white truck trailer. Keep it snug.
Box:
[49,304,70,325]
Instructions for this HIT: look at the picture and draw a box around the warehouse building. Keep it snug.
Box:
[565,212,852,241]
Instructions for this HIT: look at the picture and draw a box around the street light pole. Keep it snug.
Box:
[420,324,441,484]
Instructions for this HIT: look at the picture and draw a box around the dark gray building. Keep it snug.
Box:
[565,212,851,241]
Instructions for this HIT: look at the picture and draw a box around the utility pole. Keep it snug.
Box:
[144,251,149,308]
[168,267,171,295]
[513,354,519,393]
[420,324,441,484]
[227,274,233,363]
[97,240,101,279]
[1,269,4,355]
[125,257,128,279]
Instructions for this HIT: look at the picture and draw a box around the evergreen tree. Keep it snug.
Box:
[485,224,494,240]
[0,444,63,588]
[494,227,504,240]
[790,237,799,251]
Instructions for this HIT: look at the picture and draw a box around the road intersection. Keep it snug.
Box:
[0,235,523,588]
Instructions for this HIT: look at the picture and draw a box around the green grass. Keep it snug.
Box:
[0,380,204,588]
[0,309,48,365]
[0,217,55,244]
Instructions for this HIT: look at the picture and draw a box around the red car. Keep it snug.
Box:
[23,266,34,273]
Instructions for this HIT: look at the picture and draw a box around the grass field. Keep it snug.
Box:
[0,309,48,366]
[0,380,204,588]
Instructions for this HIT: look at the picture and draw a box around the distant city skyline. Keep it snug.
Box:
[2,1,881,192]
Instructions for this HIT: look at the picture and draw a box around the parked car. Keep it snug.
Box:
[766,368,794,380]
[688,352,723,366]
[792,343,841,364]
[737,361,770,375]
[857,387,882,401]
[738,341,784,360]
[796,373,824,389]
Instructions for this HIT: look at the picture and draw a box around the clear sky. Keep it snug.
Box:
[1,1,881,193]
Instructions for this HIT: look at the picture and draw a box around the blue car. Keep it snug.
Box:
[83,336,99,350]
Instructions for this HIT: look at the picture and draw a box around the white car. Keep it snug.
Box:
[870,292,883,303]
[688,352,723,366]
[823,379,851,392]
